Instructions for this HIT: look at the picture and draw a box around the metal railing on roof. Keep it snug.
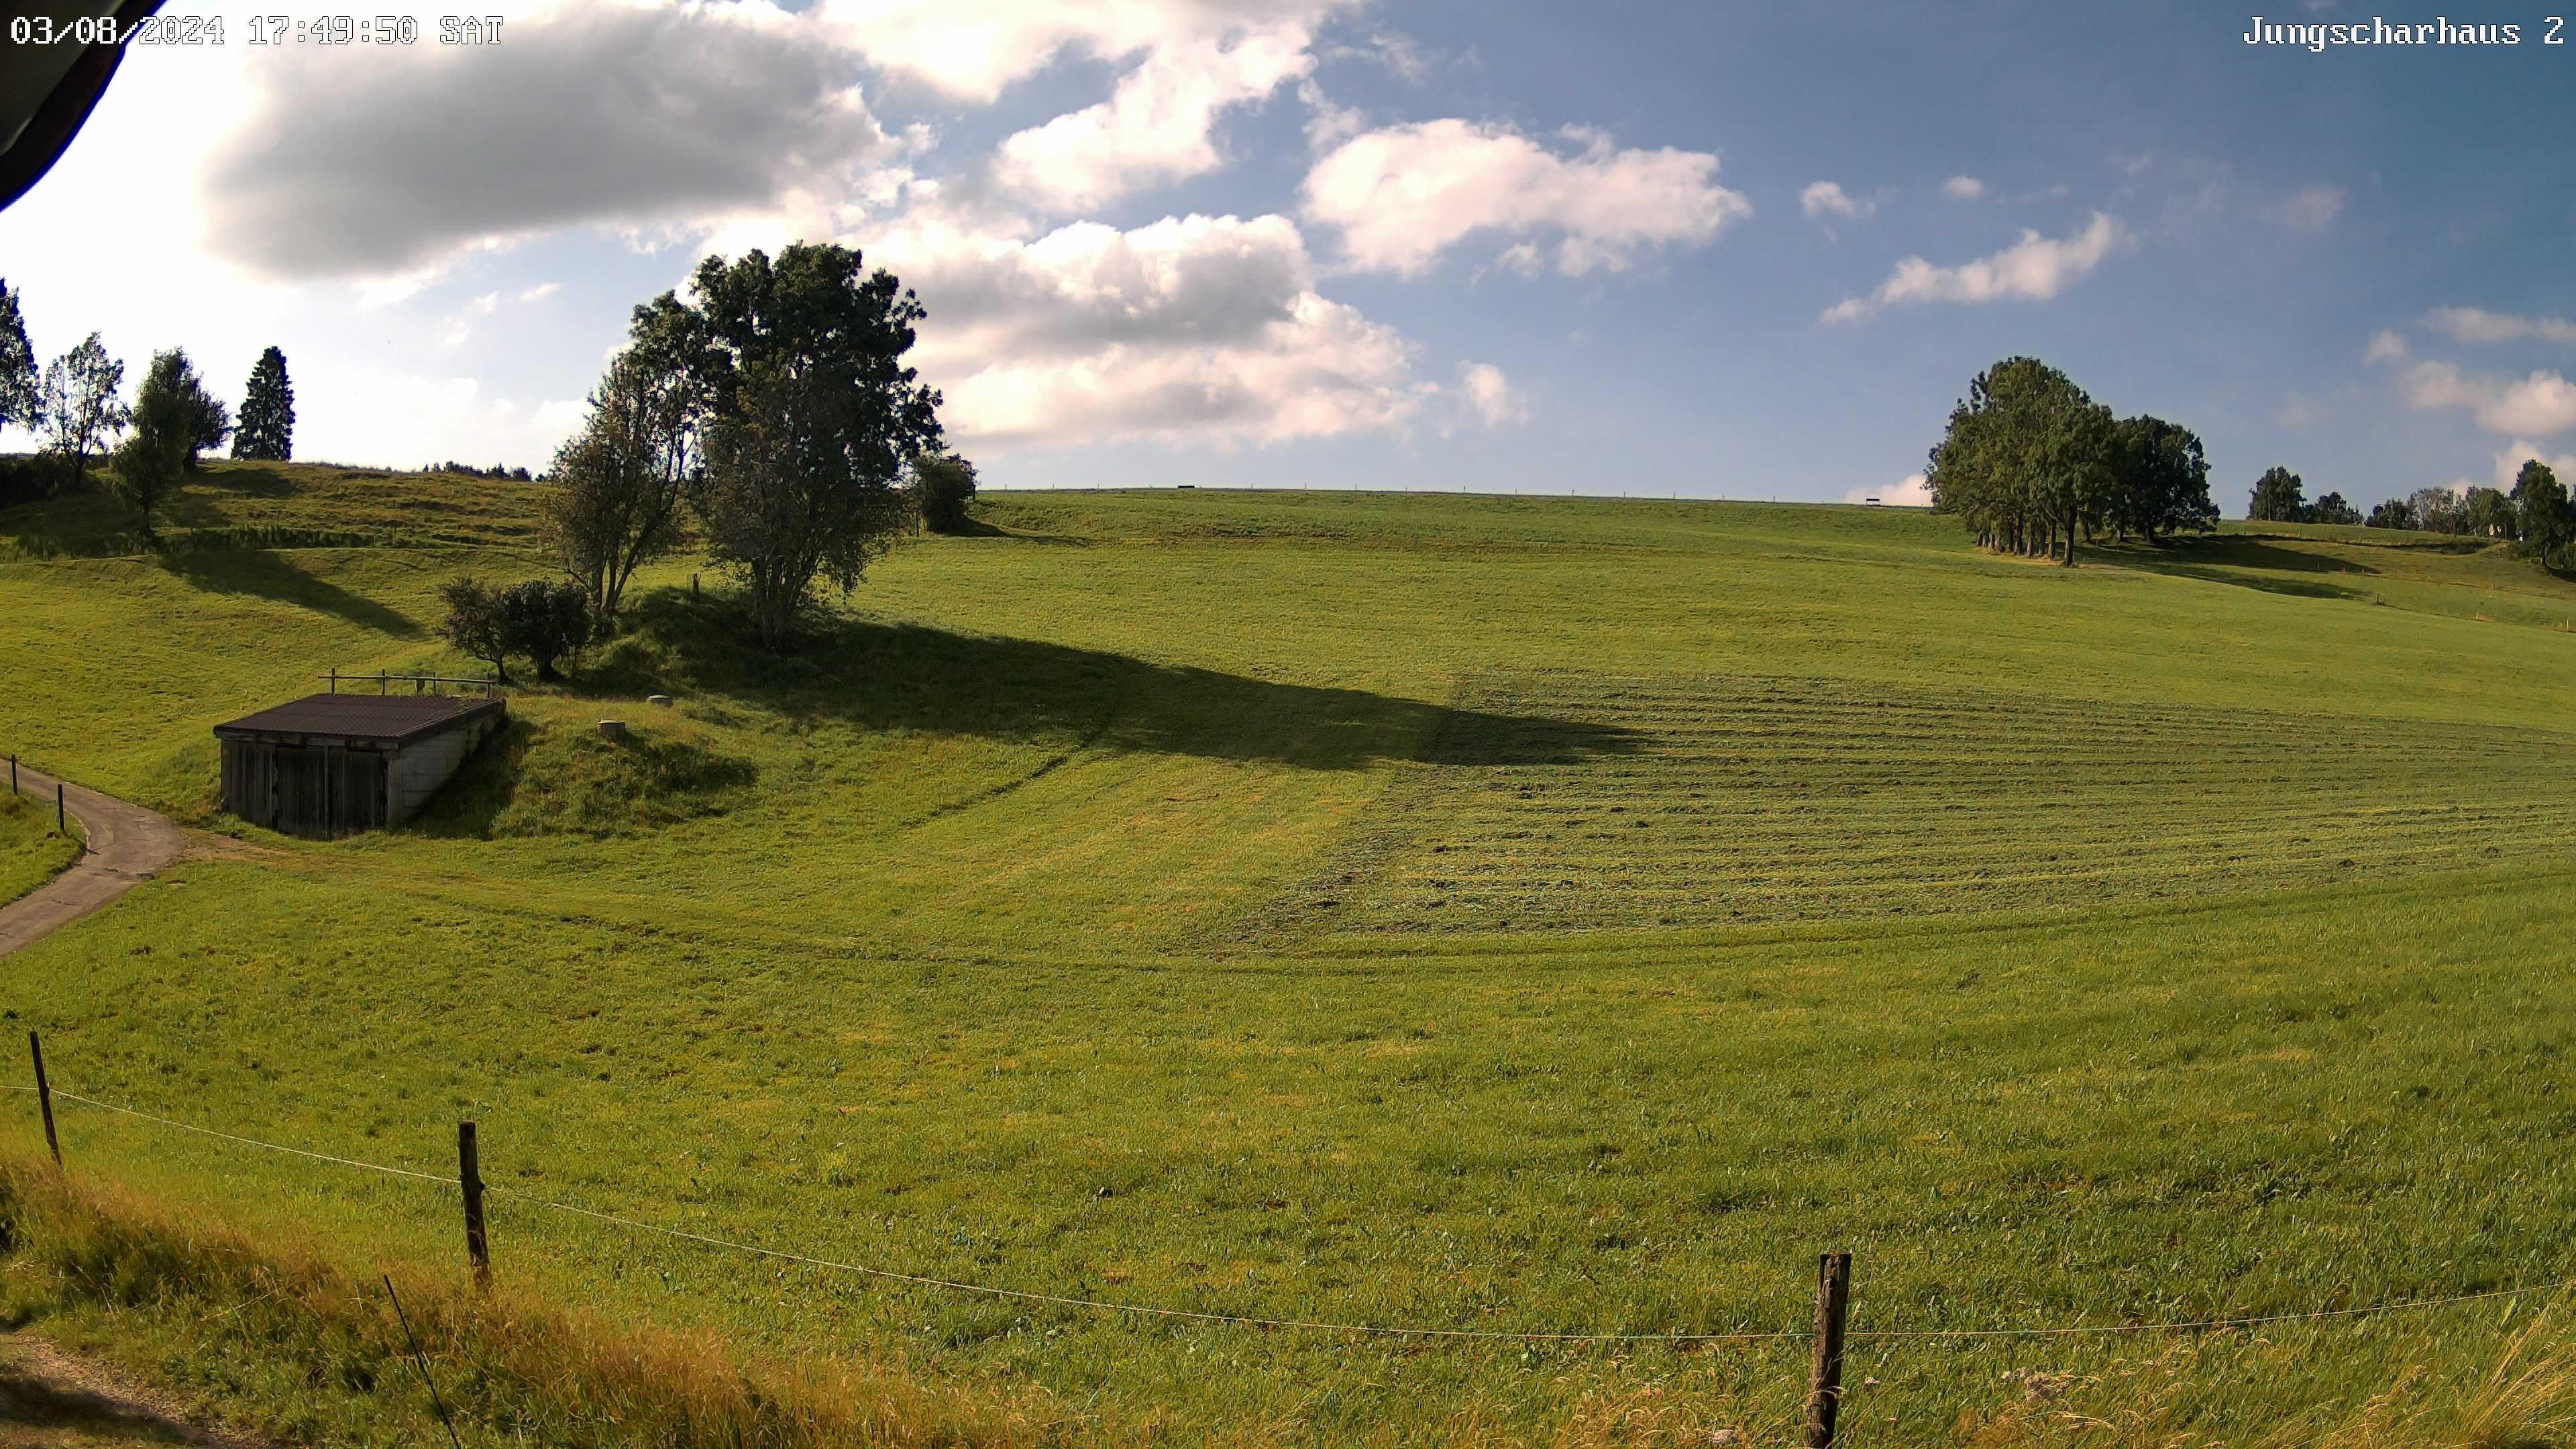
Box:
[323,670,503,698]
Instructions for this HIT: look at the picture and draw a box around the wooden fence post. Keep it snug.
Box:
[9,754,16,794]
[29,1032,60,1169]
[458,1121,490,1290]
[1805,1251,1851,1449]
[56,782,64,837]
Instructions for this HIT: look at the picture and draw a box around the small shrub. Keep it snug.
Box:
[915,453,979,534]
[438,576,509,682]
[498,580,593,682]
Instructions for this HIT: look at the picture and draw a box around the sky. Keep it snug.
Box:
[3,0,2574,511]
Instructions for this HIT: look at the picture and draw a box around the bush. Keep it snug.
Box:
[498,580,593,682]
[914,453,979,534]
[439,576,510,682]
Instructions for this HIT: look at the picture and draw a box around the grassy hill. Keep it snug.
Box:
[5,463,2576,1444]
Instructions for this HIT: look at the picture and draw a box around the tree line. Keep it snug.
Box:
[2245,467,2363,525]
[0,277,297,526]
[2367,462,2574,566]
[1923,357,2218,564]
[2247,451,2572,565]
[444,241,983,681]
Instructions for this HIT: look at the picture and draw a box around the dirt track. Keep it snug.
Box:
[0,765,183,960]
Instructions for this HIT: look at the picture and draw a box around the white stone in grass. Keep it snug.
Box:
[598,720,628,740]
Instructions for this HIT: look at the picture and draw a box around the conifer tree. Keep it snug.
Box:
[232,345,295,461]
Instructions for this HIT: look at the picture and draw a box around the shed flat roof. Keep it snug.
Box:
[213,693,505,744]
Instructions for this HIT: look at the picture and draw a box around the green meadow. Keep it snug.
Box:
[5,462,2576,1445]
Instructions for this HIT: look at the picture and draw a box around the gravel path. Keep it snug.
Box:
[0,765,184,960]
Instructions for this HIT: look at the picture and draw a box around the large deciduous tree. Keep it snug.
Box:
[2511,460,2571,570]
[544,314,704,624]
[232,345,295,461]
[2310,490,2361,526]
[38,333,129,491]
[1925,356,2116,566]
[111,348,227,536]
[2104,415,2218,543]
[657,244,945,643]
[2247,466,2306,522]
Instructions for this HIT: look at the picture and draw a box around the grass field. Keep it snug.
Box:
[0,790,79,908]
[5,462,2576,1444]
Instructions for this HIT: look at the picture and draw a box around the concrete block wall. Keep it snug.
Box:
[385,713,502,826]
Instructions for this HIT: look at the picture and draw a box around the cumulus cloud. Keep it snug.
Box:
[518,282,561,304]
[1941,175,1985,199]
[1457,362,1527,427]
[1822,212,2127,323]
[204,1,896,278]
[991,23,1315,213]
[2270,184,2345,231]
[1843,472,1933,506]
[1801,180,1874,222]
[2488,440,2576,492]
[2422,307,2576,345]
[2402,362,2576,437]
[1301,119,1752,276]
[878,209,1440,449]
[2364,329,2407,364]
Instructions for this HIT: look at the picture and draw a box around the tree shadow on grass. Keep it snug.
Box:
[158,549,424,638]
[580,588,1638,771]
[921,517,1091,544]
[2100,535,2381,602]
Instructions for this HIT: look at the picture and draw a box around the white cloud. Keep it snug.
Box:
[1301,119,1751,276]
[1843,472,1933,506]
[2489,441,2576,492]
[1941,175,1984,200]
[2270,184,2345,231]
[2403,362,2576,436]
[2364,329,2408,364]
[1320,30,1430,82]
[2422,307,2576,345]
[1822,212,2127,323]
[518,282,561,304]
[879,209,1441,449]
[813,0,1344,105]
[991,23,1315,213]
[1457,362,1527,427]
[1801,180,1874,223]
[203,1,900,280]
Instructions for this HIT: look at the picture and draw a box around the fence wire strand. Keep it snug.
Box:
[30,1085,2573,1346]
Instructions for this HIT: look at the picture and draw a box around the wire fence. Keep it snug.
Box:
[6,1077,2568,1348]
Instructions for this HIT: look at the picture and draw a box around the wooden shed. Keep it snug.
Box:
[214,693,506,837]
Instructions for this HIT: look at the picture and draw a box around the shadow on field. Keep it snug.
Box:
[157,549,423,637]
[583,588,1638,771]
[2103,535,2381,602]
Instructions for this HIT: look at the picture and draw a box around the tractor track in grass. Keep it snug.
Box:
[0,765,184,960]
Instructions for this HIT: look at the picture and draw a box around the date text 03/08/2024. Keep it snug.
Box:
[3,13,504,44]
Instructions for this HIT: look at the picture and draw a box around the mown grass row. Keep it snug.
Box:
[1277,672,2576,936]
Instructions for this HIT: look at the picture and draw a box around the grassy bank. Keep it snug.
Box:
[0,790,80,908]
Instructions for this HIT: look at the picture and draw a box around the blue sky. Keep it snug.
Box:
[4,0,2572,509]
